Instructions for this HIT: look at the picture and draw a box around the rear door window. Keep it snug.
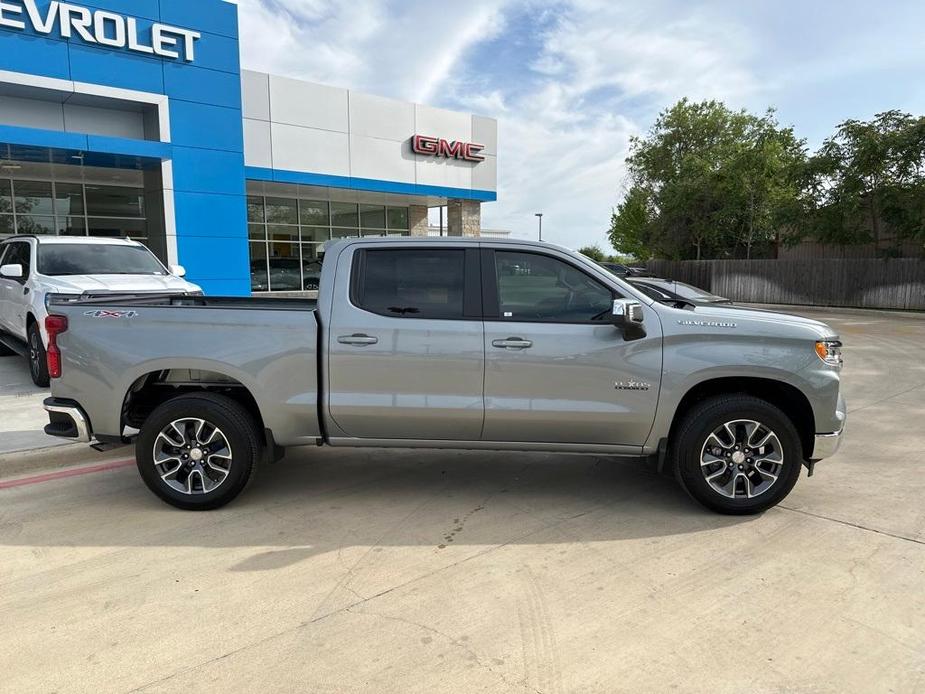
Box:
[352,248,477,320]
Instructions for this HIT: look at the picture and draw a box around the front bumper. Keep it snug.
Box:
[810,394,847,461]
[43,398,91,443]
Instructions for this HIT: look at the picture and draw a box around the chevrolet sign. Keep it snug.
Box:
[0,0,201,62]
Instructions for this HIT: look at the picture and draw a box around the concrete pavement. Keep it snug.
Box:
[0,307,923,693]
[0,353,69,455]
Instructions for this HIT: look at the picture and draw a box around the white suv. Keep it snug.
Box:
[0,236,202,386]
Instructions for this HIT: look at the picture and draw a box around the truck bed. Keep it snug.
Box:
[47,294,322,446]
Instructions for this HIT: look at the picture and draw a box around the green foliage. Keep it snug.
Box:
[798,111,925,250]
[609,99,806,259]
[577,245,606,262]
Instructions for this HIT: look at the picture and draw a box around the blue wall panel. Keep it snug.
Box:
[172,147,246,196]
[168,101,243,153]
[0,30,71,79]
[163,62,242,109]
[68,44,166,93]
[176,234,250,283]
[173,191,247,237]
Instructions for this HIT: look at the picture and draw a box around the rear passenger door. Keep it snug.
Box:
[326,245,485,441]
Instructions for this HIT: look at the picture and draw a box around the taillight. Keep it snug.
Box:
[45,315,68,379]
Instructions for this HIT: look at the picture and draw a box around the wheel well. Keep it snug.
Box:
[122,370,267,443]
[670,377,816,460]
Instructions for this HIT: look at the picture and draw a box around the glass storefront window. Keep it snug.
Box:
[330,227,360,239]
[299,200,329,226]
[300,226,329,243]
[0,214,14,234]
[301,244,323,290]
[247,196,265,223]
[249,242,269,292]
[87,218,147,238]
[85,185,144,218]
[58,217,87,236]
[268,241,302,291]
[14,180,54,216]
[387,207,409,230]
[16,214,56,234]
[54,183,84,217]
[331,202,358,228]
[0,179,11,214]
[265,197,298,225]
[267,225,299,244]
[248,223,266,240]
[360,204,386,230]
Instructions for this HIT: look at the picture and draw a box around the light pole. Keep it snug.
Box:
[535,213,543,242]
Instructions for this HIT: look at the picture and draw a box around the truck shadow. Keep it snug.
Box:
[3,447,753,564]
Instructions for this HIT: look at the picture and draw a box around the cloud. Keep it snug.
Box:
[231,0,925,252]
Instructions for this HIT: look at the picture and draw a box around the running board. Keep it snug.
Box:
[0,331,28,358]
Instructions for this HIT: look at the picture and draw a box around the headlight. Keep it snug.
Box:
[815,340,843,368]
[186,291,205,296]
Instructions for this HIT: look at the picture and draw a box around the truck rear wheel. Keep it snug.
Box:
[135,393,261,511]
[671,395,802,515]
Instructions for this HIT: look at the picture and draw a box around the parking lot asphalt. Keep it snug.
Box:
[0,306,923,693]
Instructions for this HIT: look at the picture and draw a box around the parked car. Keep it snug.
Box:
[627,277,732,305]
[599,261,649,277]
[0,236,201,386]
[43,237,845,515]
[251,258,323,292]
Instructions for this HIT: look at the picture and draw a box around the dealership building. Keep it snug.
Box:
[0,0,498,295]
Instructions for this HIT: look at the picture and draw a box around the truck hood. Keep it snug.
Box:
[38,274,198,294]
[686,303,836,338]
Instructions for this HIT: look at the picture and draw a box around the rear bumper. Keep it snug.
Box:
[810,394,846,461]
[43,398,91,443]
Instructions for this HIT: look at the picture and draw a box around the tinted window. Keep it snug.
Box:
[2,242,31,281]
[495,251,613,323]
[37,244,166,276]
[355,249,466,319]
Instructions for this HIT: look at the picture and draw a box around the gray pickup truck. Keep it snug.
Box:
[43,237,845,514]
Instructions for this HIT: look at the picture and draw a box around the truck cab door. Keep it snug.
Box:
[0,241,32,338]
[326,245,484,441]
[481,248,662,447]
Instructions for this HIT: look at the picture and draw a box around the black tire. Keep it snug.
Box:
[671,395,803,515]
[135,393,262,511]
[28,322,50,387]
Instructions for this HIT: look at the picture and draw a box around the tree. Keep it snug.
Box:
[798,111,925,251]
[577,245,606,262]
[609,99,806,259]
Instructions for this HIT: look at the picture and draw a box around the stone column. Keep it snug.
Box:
[447,199,481,237]
[409,205,429,236]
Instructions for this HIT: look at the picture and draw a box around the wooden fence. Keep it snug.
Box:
[644,259,925,310]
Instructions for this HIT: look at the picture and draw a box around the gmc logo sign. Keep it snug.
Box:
[411,135,486,163]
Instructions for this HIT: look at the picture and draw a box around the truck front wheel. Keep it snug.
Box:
[671,395,803,515]
[136,393,261,510]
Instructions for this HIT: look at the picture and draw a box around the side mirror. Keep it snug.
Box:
[611,298,646,340]
[169,264,186,277]
[0,263,23,279]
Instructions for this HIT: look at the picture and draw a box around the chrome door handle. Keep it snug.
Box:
[338,334,379,346]
[492,337,533,350]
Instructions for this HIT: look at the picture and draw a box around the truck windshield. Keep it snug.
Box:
[38,244,168,276]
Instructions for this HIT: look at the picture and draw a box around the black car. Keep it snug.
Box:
[599,262,649,277]
[627,277,731,305]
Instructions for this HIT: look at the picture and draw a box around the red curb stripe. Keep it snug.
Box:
[0,459,136,490]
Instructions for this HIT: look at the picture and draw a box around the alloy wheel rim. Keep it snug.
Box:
[153,418,233,495]
[700,419,784,499]
[29,332,39,377]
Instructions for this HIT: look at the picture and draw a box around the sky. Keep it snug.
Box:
[231,0,925,251]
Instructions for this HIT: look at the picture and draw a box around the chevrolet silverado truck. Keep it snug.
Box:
[42,237,846,514]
